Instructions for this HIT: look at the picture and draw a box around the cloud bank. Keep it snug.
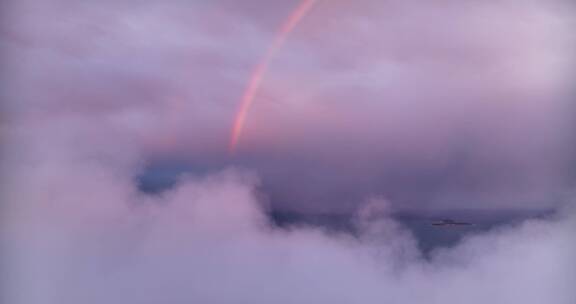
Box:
[2,0,575,212]
[1,152,575,303]
[0,1,575,302]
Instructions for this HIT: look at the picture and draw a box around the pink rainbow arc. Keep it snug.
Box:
[229,0,318,155]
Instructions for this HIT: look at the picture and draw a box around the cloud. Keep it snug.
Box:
[1,159,574,303]
[0,111,574,303]
[2,0,575,212]
[0,1,574,301]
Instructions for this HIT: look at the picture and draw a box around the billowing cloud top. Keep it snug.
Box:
[1,1,576,303]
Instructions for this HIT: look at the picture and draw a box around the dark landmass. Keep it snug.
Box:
[136,166,556,256]
[268,209,555,256]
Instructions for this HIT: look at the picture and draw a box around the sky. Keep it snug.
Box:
[4,0,575,213]
[1,0,575,303]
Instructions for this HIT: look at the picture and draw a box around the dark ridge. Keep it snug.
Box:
[268,209,556,256]
[136,164,557,255]
[135,163,213,195]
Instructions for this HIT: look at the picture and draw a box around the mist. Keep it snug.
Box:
[1,157,575,303]
[2,0,575,213]
[1,0,575,303]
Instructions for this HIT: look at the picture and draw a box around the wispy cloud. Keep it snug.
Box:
[0,2,574,302]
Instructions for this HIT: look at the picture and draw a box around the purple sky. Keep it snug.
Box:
[1,1,575,303]
[2,0,576,213]
[1,0,575,213]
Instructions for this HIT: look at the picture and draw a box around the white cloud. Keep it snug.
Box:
[0,1,574,302]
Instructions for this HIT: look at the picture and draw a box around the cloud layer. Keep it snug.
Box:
[0,2,575,302]
[1,159,575,303]
[2,0,575,212]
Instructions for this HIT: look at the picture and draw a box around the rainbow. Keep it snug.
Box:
[229,0,318,154]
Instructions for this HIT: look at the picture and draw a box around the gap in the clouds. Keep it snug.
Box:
[135,163,556,256]
[268,208,556,256]
[136,164,196,194]
[135,162,225,194]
